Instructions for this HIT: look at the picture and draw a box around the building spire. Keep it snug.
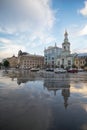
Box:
[64,30,68,42]
[55,42,57,47]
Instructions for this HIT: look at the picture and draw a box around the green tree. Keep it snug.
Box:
[61,64,64,68]
[3,60,9,69]
[85,58,87,67]
[72,64,77,68]
[0,63,2,69]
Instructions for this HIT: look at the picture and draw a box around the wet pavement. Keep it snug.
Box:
[0,70,87,130]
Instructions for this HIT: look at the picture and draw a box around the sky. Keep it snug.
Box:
[0,0,87,60]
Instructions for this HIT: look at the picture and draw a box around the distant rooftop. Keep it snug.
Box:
[18,50,43,57]
[78,53,87,57]
[21,52,29,55]
[45,45,62,51]
[22,53,44,57]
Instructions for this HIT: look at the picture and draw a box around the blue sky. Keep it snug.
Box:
[0,0,87,60]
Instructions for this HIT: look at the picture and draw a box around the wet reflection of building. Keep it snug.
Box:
[44,78,70,109]
[17,71,39,85]
[8,70,41,85]
[44,79,60,96]
[62,88,70,109]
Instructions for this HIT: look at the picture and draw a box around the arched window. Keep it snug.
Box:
[64,46,66,50]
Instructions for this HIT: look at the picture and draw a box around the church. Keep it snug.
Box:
[56,31,75,69]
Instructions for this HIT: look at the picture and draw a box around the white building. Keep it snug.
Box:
[56,31,75,69]
[44,43,62,68]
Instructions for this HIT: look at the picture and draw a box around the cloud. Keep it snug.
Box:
[0,38,12,44]
[71,36,87,53]
[76,48,87,53]
[78,25,87,36]
[79,1,87,17]
[0,0,56,59]
[68,24,87,37]
[0,38,26,61]
[71,83,87,96]
[0,0,55,33]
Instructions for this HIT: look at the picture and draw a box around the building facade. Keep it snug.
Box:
[7,55,18,68]
[74,53,87,69]
[18,50,44,69]
[56,31,75,69]
[44,43,62,68]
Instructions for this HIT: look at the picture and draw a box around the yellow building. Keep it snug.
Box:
[7,55,18,68]
[18,50,44,69]
[74,53,87,69]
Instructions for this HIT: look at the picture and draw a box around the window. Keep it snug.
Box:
[68,60,71,65]
[58,61,60,65]
[52,61,54,64]
[62,59,64,64]
[76,61,78,64]
[80,61,82,64]
[52,57,54,60]
[64,46,66,50]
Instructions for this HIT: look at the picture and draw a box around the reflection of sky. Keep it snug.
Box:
[0,71,87,130]
[71,83,87,97]
[0,76,18,89]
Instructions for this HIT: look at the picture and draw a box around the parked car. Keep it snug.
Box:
[67,68,78,73]
[46,68,54,72]
[78,68,84,72]
[54,68,67,73]
[30,68,39,72]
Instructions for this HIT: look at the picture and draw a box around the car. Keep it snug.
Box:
[30,68,39,72]
[67,68,78,73]
[78,68,84,72]
[54,68,67,73]
[46,68,54,72]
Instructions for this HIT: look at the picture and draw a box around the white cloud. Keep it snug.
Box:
[68,24,87,37]
[0,0,55,33]
[78,25,87,36]
[16,0,55,29]
[79,1,87,16]
[76,48,87,53]
[0,38,12,44]
[71,83,87,96]
[0,0,56,59]
[0,38,26,60]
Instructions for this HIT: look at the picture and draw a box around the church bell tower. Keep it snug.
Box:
[62,30,70,55]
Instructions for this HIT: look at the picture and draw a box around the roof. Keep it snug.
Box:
[20,53,44,57]
[45,46,62,51]
[78,53,87,57]
[22,52,29,55]
[62,42,70,45]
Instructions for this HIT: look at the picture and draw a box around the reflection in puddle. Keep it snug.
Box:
[0,70,87,130]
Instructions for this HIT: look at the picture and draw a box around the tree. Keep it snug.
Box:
[66,66,70,70]
[61,64,64,68]
[3,60,9,69]
[0,63,2,69]
[72,64,77,68]
[84,57,87,67]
